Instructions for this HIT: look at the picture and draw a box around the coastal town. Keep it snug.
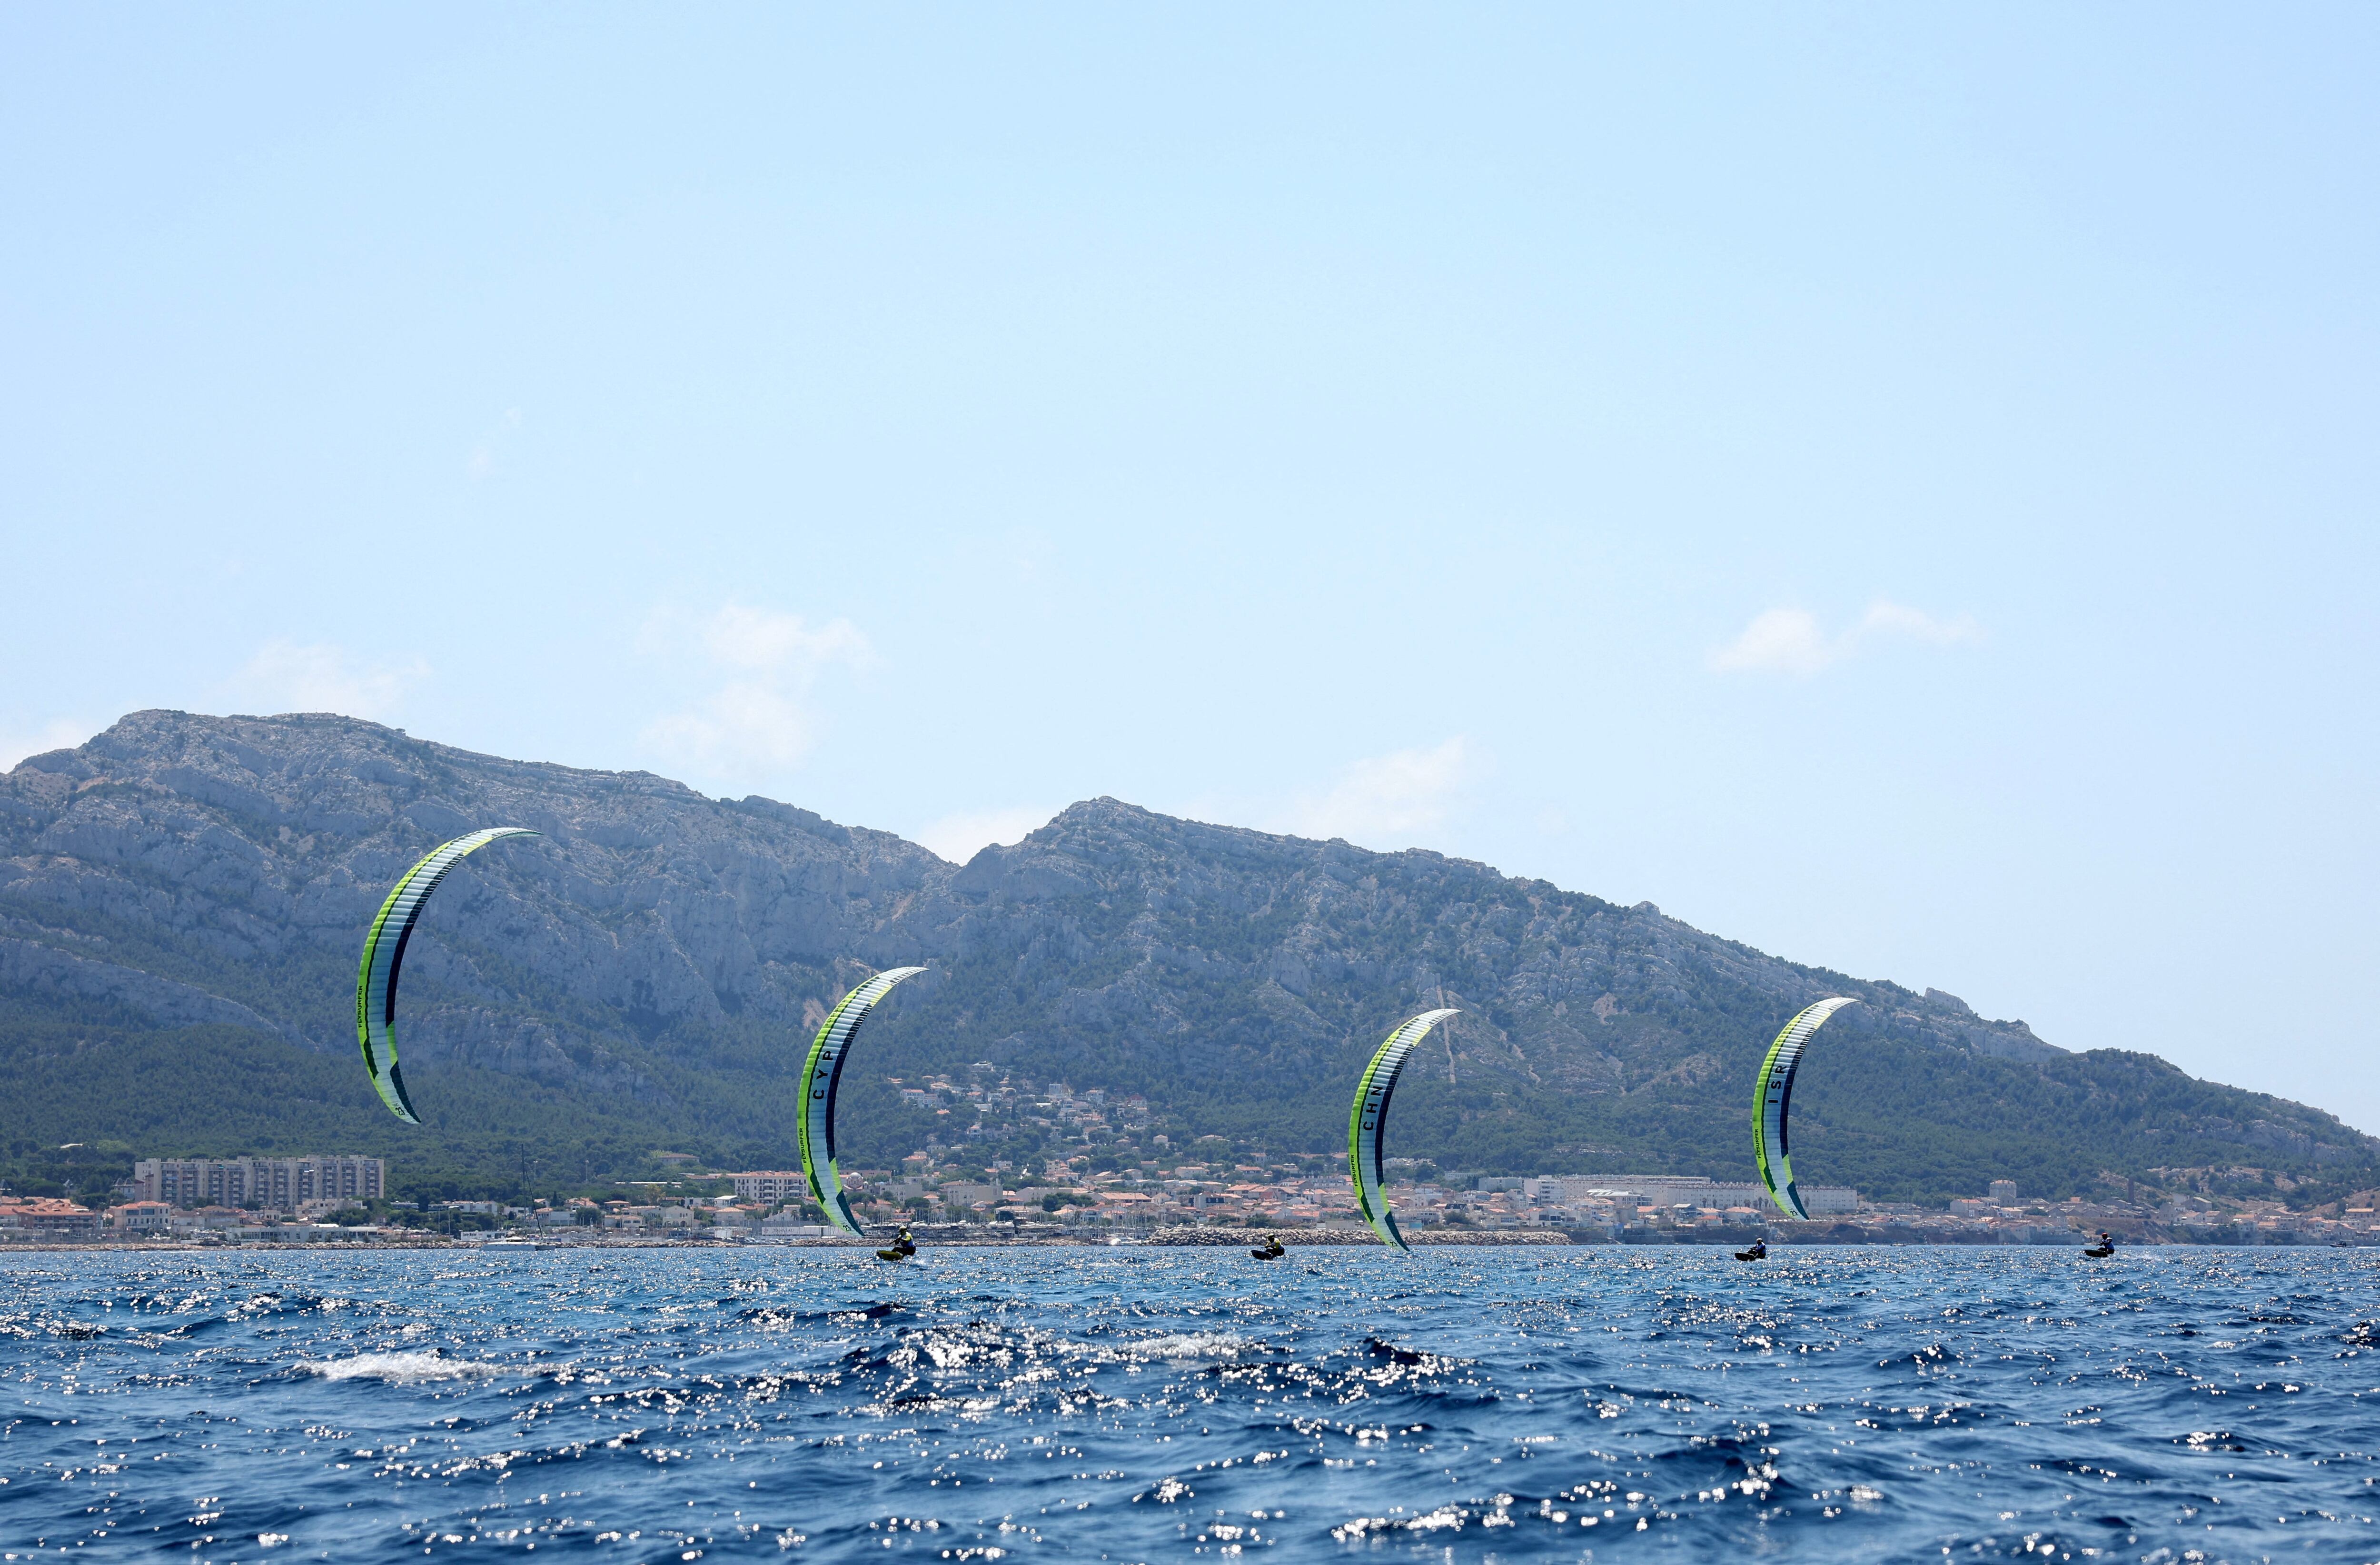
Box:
[3,1069,2373,1247]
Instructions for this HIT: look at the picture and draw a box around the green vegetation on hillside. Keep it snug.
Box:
[0,997,936,1204]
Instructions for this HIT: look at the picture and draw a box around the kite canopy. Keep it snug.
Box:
[1346,1007,1460,1254]
[797,966,927,1237]
[1751,996,1859,1219]
[355,827,540,1125]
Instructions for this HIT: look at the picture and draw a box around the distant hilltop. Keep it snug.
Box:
[1,708,2373,1207]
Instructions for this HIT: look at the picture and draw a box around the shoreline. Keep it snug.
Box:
[0,1227,2371,1254]
[1148,1226,1570,1246]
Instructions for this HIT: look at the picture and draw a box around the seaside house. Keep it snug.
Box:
[109,1201,172,1235]
[0,1198,101,1238]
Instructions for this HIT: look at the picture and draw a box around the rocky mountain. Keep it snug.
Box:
[2,710,2372,1203]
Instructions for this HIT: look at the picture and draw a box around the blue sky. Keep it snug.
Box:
[5,7,2376,1132]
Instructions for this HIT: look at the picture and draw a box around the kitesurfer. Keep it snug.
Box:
[1347,1007,1462,1254]
[1250,1233,1287,1261]
[2083,1230,2116,1258]
[355,827,542,1124]
[1750,997,1858,1220]
[797,967,927,1239]
[875,1225,917,1262]
[1734,1237,1768,1262]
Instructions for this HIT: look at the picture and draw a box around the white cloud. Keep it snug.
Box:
[0,718,96,772]
[697,603,871,672]
[231,640,429,719]
[643,681,820,773]
[1281,737,1476,847]
[1709,600,1980,677]
[913,806,1056,865]
[639,603,871,780]
[1708,607,1835,676]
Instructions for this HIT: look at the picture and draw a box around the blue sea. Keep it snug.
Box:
[0,1246,2373,1562]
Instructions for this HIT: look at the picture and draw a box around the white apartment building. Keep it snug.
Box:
[132,1156,386,1211]
[728,1171,810,1204]
[1567,1175,1772,1207]
[1525,1174,1861,1217]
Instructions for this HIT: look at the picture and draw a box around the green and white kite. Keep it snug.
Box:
[1347,1007,1460,1254]
[1751,996,1858,1219]
[798,966,927,1237]
[355,827,540,1125]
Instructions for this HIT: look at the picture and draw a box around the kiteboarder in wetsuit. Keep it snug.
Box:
[876,1225,917,1262]
[1735,1237,1768,1262]
[2083,1229,2116,1258]
[1250,1233,1287,1261]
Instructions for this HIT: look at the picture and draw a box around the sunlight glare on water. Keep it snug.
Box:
[0,1246,2373,1561]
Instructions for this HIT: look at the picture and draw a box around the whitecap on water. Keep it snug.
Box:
[1127,1330,1254,1361]
[293,1350,503,1384]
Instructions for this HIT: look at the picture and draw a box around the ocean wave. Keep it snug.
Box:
[1123,1329,1258,1361]
[0,1246,2370,1560]
[293,1350,506,1384]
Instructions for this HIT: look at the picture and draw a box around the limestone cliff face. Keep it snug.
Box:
[883,797,2059,1108]
[8,713,2037,1092]
[0,711,941,1101]
[1,711,2370,1189]
[874,811,2370,1184]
